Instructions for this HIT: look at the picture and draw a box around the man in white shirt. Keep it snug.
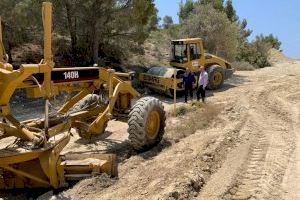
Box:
[197,66,208,102]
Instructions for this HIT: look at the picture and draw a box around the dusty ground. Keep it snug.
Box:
[47,61,300,200]
[1,60,299,200]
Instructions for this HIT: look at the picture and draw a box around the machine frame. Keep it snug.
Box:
[0,2,165,189]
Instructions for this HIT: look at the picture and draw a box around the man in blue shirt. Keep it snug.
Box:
[182,68,196,103]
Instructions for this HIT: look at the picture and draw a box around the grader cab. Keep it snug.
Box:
[140,38,234,96]
[0,2,165,189]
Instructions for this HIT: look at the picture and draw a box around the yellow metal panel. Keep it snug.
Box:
[0,2,147,189]
[63,153,117,177]
[1,165,50,187]
[58,89,93,113]
[140,73,182,89]
[172,38,203,44]
[204,53,229,69]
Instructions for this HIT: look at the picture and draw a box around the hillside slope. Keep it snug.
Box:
[268,48,293,65]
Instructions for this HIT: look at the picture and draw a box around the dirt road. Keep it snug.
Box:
[199,61,300,200]
[2,61,299,200]
[40,61,297,200]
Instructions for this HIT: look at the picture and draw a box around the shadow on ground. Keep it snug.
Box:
[0,188,51,200]
[142,74,249,104]
[71,129,172,164]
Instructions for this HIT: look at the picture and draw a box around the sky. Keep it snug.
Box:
[154,0,300,59]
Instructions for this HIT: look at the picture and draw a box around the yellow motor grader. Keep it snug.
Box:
[0,2,165,189]
[139,38,234,96]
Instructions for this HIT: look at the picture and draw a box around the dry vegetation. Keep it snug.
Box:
[165,103,223,143]
[232,48,292,71]
[232,61,255,71]
[126,31,171,67]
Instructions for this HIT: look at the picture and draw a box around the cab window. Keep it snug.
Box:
[171,43,188,63]
[189,43,201,61]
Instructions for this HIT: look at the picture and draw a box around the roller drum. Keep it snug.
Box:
[144,67,185,97]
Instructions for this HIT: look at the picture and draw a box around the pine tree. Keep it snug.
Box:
[200,0,224,11]
[179,0,195,23]
[163,16,173,29]
[0,0,158,65]
[224,0,238,22]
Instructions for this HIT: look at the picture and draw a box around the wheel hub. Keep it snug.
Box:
[213,71,222,86]
[146,111,160,139]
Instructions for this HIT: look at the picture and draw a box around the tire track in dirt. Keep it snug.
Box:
[283,105,300,199]
[158,101,252,200]
[196,76,281,200]
[224,111,270,200]
[258,83,296,199]
[224,78,297,200]
[280,77,300,199]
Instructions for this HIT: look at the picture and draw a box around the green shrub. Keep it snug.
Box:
[183,4,240,61]
[237,40,271,68]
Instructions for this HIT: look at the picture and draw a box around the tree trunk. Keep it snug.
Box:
[8,41,13,64]
[92,26,99,64]
[65,0,77,52]
[3,24,13,64]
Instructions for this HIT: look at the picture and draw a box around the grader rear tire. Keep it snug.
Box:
[128,97,166,151]
[69,94,107,139]
[68,94,100,114]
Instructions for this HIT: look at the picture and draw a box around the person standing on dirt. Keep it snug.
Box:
[183,68,196,103]
[197,66,208,102]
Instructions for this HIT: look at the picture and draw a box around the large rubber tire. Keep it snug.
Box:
[69,94,107,139]
[128,97,166,151]
[207,65,225,90]
[68,94,100,114]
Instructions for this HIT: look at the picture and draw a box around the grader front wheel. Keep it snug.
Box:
[128,97,166,151]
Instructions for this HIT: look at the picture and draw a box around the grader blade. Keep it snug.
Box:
[0,133,117,189]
